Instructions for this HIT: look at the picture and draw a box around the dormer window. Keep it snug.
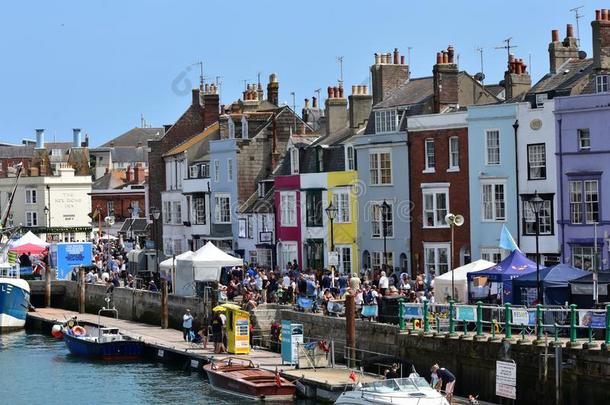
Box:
[290,148,299,174]
[316,147,324,172]
[345,144,355,170]
[241,116,249,139]
[374,109,398,134]
[596,75,609,93]
[228,117,235,139]
[535,93,548,108]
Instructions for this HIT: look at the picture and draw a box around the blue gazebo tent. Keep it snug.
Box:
[569,272,610,308]
[512,264,588,305]
[467,250,539,304]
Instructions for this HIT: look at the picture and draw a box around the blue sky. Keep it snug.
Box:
[0,1,605,146]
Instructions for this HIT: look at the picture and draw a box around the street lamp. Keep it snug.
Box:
[150,207,161,278]
[381,200,391,270]
[528,191,544,305]
[445,213,465,301]
[127,206,134,240]
[104,209,115,270]
[44,206,49,227]
[325,201,338,284]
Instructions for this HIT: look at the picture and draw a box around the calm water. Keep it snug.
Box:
[0,331,310,405]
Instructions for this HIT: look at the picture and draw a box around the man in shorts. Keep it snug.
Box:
[431,364,455,403]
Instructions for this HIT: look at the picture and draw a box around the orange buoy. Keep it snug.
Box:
[51,324,63,338]
[72,325,86,337]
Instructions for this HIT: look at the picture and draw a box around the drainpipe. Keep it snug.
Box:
[558,118,565,260]
[512,119,521,247]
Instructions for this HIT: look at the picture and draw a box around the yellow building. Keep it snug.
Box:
[327,170,359,275]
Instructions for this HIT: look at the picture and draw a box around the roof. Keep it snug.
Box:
[239,186,275,214]
[374,76,434,109]
[311,127,352,147]
[111,146,147,163]
[163,122,220,157]
[0,146,34,158]
[100,127,164,147]
[528,58,594,96]
[484,84,505,97]
[92,170,128,190]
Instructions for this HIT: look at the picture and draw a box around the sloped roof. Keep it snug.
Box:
[375,76,434,109]
[92,170,126,190]
[311,127,352,147]
[163,122,220,157]
[100,127,164,147]
[111,146,147,163]
[0,146,34,158]
[239,186,275,214]
[529,58,594,95]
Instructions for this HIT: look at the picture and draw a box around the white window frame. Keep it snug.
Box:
[290,148,299,175]
[527,143,546,180]
[26,211,38,227]
[422,187,449,228]
[192,196,206,225]
[241,116,249,139]
[371,201,394,239]
[335,245,352,274]
[332,189,351,223]
[481,248,505,263]
[162,201,171,224]
[481,180,506,221]
[448,136,460,171]
[280,191,297,227]
[424,139,435,172]
[171,201,182,224]
[374,109,398,134]
[345,144,355,171]
[523,198,552,235]
[214,160,220,183]
[584,180,599,224]
[569,180,583,224]
[228,117,235,138]
[577,129,590,150]
[369,149,392,186]
[189,165,198,179]
[227,158,233,182]
[423,242,450,277]
[279,242,298,270]
[25,188,37,204]
[596,75,609,93]
[214,193,231,224]
[371,251,394,270]
[485,129,500,165]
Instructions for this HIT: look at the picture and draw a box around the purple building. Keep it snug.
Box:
[555,93,610,271]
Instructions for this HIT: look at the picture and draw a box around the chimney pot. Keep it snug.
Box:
[393,48,399,64]
[304,98,310,108]
[363,85,368,94]
[443,52,449,64]
[552,29,559,42]
[374,53,380,64]
[566,24,574,38]
[400,55,405,65]
[327,86,333,98]
[352,85,357,95]
[72,128,82,148]
[35,129,45,149]
[312,96,318,108]
[333,86,339,98]
[596,9,601,21]
[447,45,455,63]
[436,52,442,64]
[603,9,609,21]
[338,86,344,98]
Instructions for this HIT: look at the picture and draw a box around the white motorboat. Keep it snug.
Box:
[335,375,449,405]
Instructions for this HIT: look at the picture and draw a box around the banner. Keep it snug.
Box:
[511,308,536,326]
[56,242,93,279]
[455,305,477,322]
[578,310,606,328]
[401,303,423,319]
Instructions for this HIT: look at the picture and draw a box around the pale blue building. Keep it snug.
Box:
[467,103,519,263]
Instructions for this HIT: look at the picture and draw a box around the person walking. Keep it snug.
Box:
[431,364,456,403]
[182,309,194,342]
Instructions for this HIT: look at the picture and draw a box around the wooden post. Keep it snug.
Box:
[45,267,52,308]
[161,279,169,329]
[78,267,85,314]
[345,293,356,368]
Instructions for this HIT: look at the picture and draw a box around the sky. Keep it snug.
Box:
[0,0,605,146]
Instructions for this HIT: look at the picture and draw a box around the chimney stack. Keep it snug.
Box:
[370,47,410,104]
[325,83,348,135]
[433,45,459,113]
[267,73,279,106]
[72,128,82,148]
[504,54,532,100]
[133,163,145,183]
[203,87,220,127]
[548,25,580,73]
[592,9,610,70]
[192,88,202,106]
[125,165,132,182]
[35,129,45,149]
[348,84,372,132]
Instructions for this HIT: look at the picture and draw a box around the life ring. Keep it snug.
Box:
[72,325,87,337]
[492,321,500,334]
[413,319,422,329]
[318,340,330,353]
[67,319,76,329]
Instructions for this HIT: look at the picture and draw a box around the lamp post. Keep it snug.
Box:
[127,206,134,241]
[528,192,544,305]
[445,213,464,301]
[150,207,161,278]
[44,206,49,227]
[104,209,115,270]
[325,201,337,283]
[381,200,390,270]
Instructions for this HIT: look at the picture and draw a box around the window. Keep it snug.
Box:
[569,180,599,224]
[162,201,171,224]
[305,190,322,227]
[374,109,397,133]
[423,188,449,228]
[481,248,503,264]
[522,195,553,235]
[247,215,254,239]
[577,129,590,150]
[25,188,37,204]
[214,194,231,224]
[485,130,500,165]
[369,150,392,185]
[345,145,355,170]
[214,160,220,182]
[106,201,114,215]
[228,117,235,138]
[279,242,298,270]
[481,182,506,221]
[448,136,459,170]
[26,211,38,227]
[193,197,206,225]
[172,239,184,255]
[424,139,435,171]
[227,158,233,181]
[424,243,450,276]
[336,245,352,274]
[171,201,182,224]
[535,93,548,108]
[280,191,297,227]
[333,190,351,223]
[241,116,249,139]
[596,75,609,93]
[315,147,324,172]
[371,201,393,238]
[371,251,393,270]
[572,246,600,271]
[189,165,198,178]
[527,144,546,179]
[290,148,299,175]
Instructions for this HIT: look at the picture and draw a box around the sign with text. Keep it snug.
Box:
[401,303,423,319]
[455,305,477,322]
[496,360,516,400]
[56,242,93,279]
[328,251,339,266]
[511,308,536,326]
[578,310,607,328]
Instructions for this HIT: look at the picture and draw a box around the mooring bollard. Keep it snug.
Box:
[504,303,512,339]
[588,324,593,344]
[449,301,456,336]
[536,304,543,341]
[606,304,610,347]
[423,300,430,333]
[398,298,405,331]
[554,323,559,343]
[491,319,497,339]
[463,319,468,335]
[476,301,483,337]
[521,323,526,341]
[436,316,441,334]
[570,304,577,344]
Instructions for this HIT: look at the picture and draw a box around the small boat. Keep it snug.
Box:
[0,275,30,331]
[203,358,296,401]
[335,375,450,405]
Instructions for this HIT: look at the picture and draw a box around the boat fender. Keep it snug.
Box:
[414,319,422,329]
[72,325,87,337]
[51,324,64,338]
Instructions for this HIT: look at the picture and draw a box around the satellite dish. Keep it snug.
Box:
[454,215,465,227]
[474,72,485,82]
[445,213,455,225]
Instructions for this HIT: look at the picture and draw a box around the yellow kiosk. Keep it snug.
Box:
[222,303,251,354]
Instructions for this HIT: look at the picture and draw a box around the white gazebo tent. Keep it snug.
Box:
[174,242,243,296]
[159,251,193,290]
[10,231,49,248]
[434,260,495,303]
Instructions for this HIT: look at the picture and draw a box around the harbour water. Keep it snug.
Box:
[0,331,311,405]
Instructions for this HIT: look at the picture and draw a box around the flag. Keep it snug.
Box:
[349,371,357,382]
[275,368,282,387]
[499,224,520,252]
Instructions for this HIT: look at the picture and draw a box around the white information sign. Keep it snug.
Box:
[496,360,516,400]
[328,251,339,266]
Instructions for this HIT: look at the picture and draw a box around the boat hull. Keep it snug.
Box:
[64,333,144,360]
[0,278,30,331]
[204,364,295,401]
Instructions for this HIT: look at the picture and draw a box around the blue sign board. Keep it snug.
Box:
[55,242,93,279]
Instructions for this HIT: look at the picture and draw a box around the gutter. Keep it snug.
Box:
[558,118,565,260]
[512,119,520,247]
